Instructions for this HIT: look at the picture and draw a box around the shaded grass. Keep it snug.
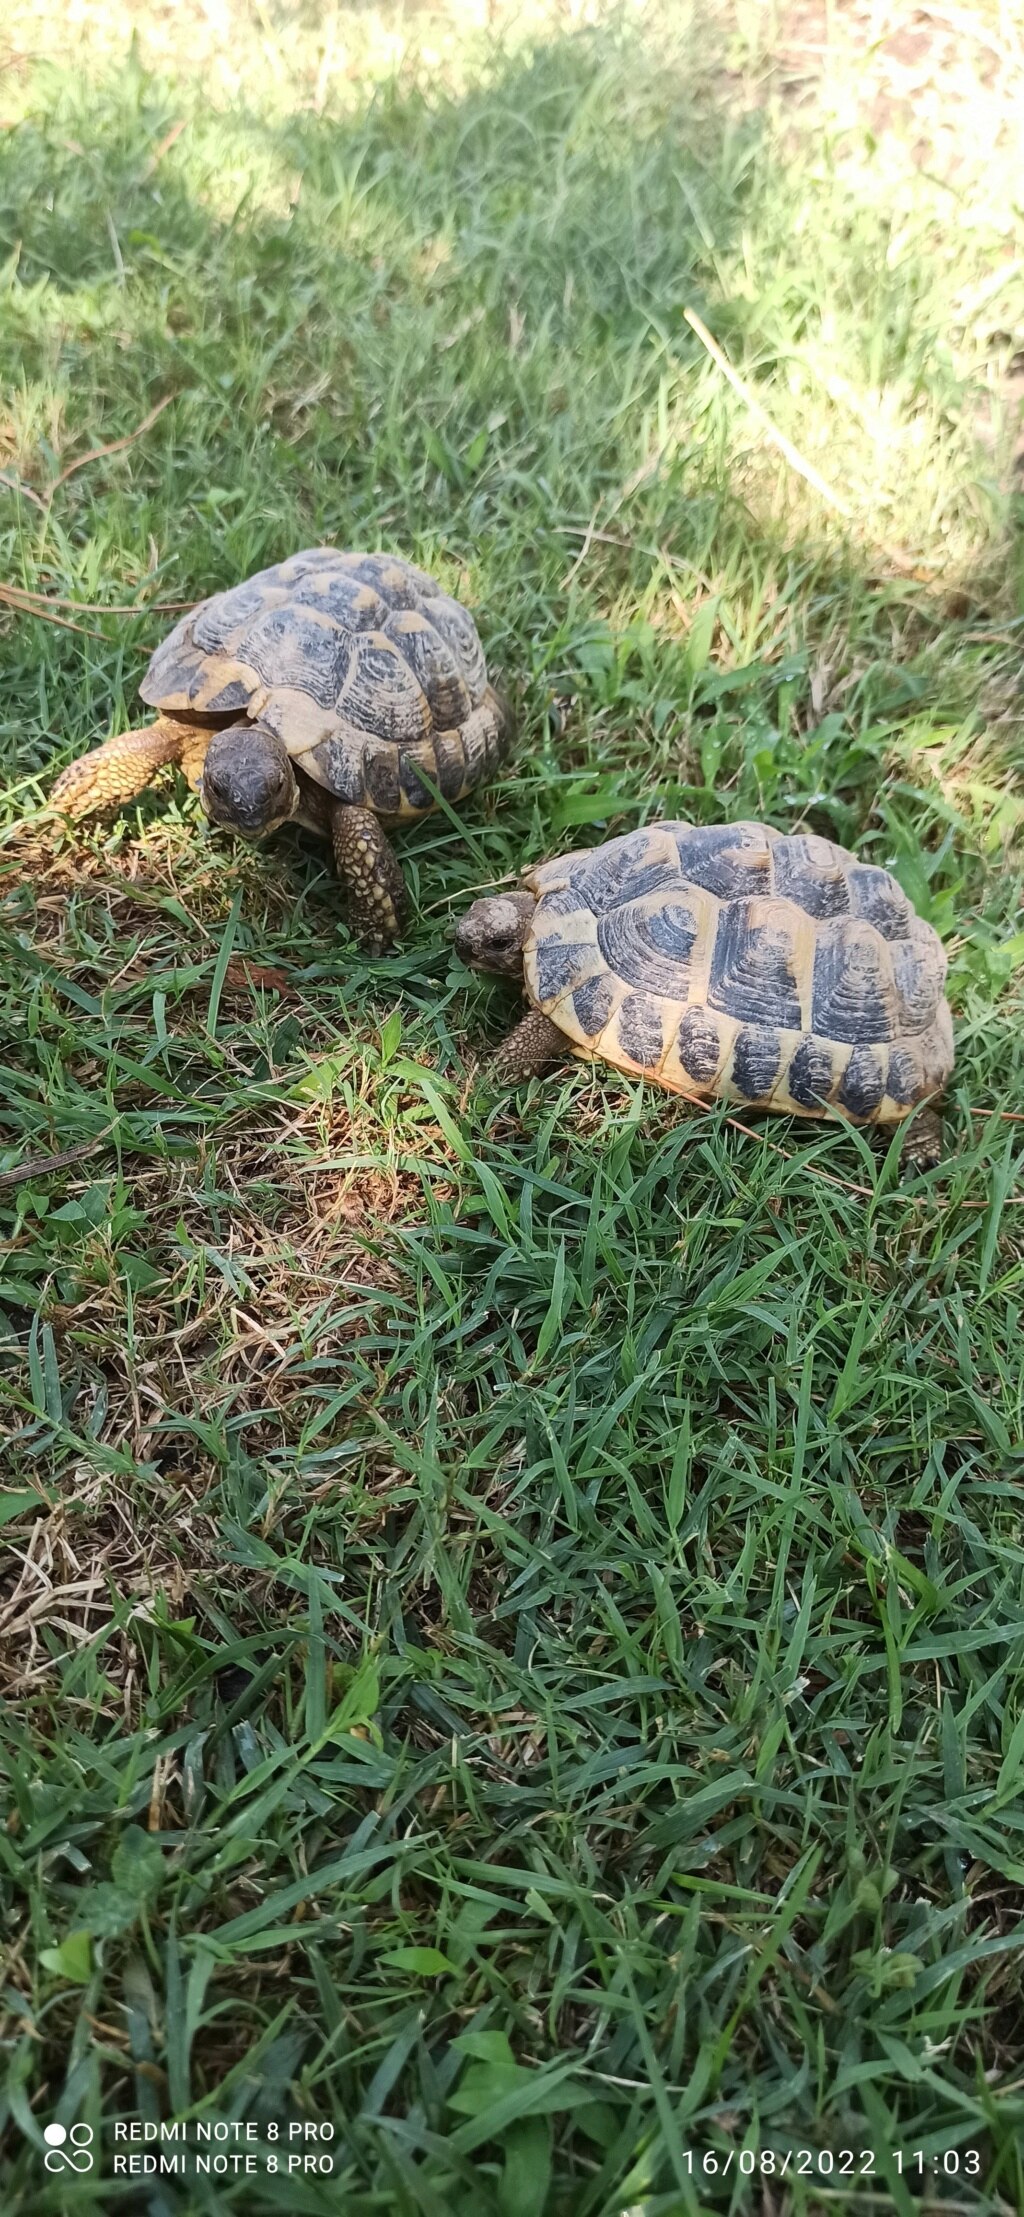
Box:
[1,2,1024,2211]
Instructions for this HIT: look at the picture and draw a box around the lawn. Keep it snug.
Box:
[1,0,1023,2210]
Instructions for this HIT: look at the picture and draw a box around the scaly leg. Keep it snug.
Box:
[899,1104,944,1174]
[50,716,185,821]
[331,803,406,952]
[490,1009,566,1085]
[872,1104,945,1177]
[179,723,214,799]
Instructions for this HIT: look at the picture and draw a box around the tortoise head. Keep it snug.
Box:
[455,889,537,979]
[201,722,299,838]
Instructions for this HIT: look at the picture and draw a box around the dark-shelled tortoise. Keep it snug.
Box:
[51,548,509,949]
[455,819,954,1162]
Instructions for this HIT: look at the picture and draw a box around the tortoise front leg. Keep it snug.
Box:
[490,1010,566,1085]
[330,802,406,953]
[50,716,186,821]
[178,723,214,799]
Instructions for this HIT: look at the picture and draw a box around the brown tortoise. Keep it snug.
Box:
[455,819,954,1162]
[50,548,509,949]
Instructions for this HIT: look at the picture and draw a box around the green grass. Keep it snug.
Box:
[1,1,1024,2210]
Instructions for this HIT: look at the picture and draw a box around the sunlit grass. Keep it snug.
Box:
[1,2,1023,2212]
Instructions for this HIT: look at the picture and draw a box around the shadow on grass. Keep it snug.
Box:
[1,11,1019,928]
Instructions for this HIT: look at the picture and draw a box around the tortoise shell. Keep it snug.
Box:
[140,548,507,821]
[522,820,953,1123]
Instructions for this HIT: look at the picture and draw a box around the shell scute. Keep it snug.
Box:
[615,993,665,1070]
[730,1026,782,1102]
[886,1044,925,1106]
[305,730,368,804]
[337,633,431,746]
[569,828,681,915]
[432,731,468,801]
[676,821,776,902]
[421,594,488,704]
[838,1045,887,1119]
[361,743,402,814]
[811,919,896,1045]
[708,897,804,1031]
[595,896,702,999]
[291,570,389,630]
[533,936,598,1004]
[846,864,913,940]
[191,575,287,654]
[771,833,851,918]
[459,695,505,783]
[572,972,617,1039]
[539,886,592,921]
[200,676,252,714]
[786,1035,837,1111]
[890,921,945,1033]
[678,1006,722,1086]
[383,610,473,729]
[233,605,350,705]
[343,553,436,607]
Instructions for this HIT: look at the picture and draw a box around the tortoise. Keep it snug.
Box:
[455,819,953,1162]
[50,548,509,949]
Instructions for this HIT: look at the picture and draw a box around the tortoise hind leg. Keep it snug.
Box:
[899,1105,944,1174]
[490,1010,566,1085]
[330,802,406,953]
[870,1104,944,1177]
[50,716,185,821]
